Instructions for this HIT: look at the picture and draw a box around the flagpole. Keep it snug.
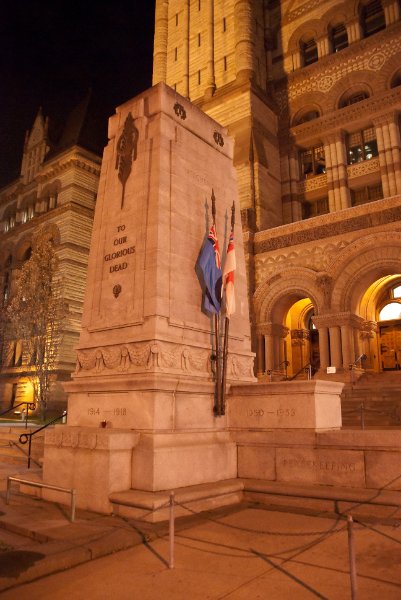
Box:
[221,201,235,414]
[211,190,222,416]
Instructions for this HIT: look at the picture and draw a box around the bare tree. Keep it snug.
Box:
[5,233,65,418]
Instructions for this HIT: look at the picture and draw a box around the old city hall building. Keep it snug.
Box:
[153,0,401,417]
[2,0,401,420]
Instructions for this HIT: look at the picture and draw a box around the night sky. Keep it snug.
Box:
[0,1,156,188]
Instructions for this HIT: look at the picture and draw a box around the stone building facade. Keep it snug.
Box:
[0,96,102,412]
[153,0,401,382]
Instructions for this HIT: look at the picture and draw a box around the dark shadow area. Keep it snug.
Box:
[0,550,45,578]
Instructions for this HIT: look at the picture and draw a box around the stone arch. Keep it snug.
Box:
[381,52,401,88]
[0,244,15,268]
[290,93,326,124]
[14,235,34,263]
[286,20,325,54]
[254,267,323,324]
[329,232,401,313]
[322,5,350,30]
[326,73,377,111]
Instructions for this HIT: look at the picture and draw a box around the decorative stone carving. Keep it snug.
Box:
[347,158,380,179]
[115,112,139,208]
[173,103,187,120]
[298,173,327,194]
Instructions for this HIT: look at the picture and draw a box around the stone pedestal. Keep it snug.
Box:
[229,380,343,431]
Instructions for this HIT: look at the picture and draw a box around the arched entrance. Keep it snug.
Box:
[376,278,401,370]
[285,297,319,377]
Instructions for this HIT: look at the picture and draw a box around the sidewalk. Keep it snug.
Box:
[0,462,400,599]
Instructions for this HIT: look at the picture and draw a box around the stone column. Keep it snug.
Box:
[264,333,274,371]
[256,333,265,374]
[341,324,354,369]
[153,0,169,85]
[374,113,401,198]
[329,326,342,369]
[317,35,329,58]
[319,326,330,370]
[183,0,190,98]
[388,115,401,194]
[204,0,215,98]
[383,0,400,25]
[345,18,362,44]
[324,133,350,213]
[234,0,255,82]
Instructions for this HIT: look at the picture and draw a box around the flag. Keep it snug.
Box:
[198,224,222,314]
[222,230,236,318]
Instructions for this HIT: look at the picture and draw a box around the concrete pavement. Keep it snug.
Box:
[0,462,400,598]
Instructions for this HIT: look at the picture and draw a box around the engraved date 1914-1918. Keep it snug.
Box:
[88,408,127,416]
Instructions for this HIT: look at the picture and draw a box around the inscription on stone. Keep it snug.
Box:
[104,224,135,273]
[282,459,356,472]
[245,407,296,417]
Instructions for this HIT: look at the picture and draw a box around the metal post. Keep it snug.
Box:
[347,515,358,600]
[5,477,11,505]
[360,404,365,430]
[71,490,76,522]
[25,403,29,429]
[28,435,32,469]
[169,492,175,569]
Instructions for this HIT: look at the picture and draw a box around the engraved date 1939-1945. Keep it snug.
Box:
[246,408,296,417]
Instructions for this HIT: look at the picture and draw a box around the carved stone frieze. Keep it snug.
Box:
[347,158,380,180]
[298,173,327,194]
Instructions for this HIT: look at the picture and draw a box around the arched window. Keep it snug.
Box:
[360,0,385,38]
[294,110,320,126]
[330,24,348,52]
[300,38,318,66]
[340,91,369,108]
[390,71,401,88]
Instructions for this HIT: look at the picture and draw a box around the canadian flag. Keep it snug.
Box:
[222,230,236,318]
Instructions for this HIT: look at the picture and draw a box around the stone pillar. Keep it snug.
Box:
[256,333,265,374]
[346,18,362,44]
[329,326,342,369]
[384,0,400,25]
[264,333,274,371]
[234,0,255,82]
[374,113,401,198]
[153,0,169,85]
[324,133,351,213]
[319,326,330,370]
[317,35,329,58]
[341,325,353,371]
[183,0,190,98]
[204,0,216,98]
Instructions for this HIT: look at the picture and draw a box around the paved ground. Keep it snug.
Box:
[0,462,400,599]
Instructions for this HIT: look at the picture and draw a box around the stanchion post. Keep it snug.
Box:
[347,515,358,600]
[169,491,175,569]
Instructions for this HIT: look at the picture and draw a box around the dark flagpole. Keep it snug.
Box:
[221,201,235,415]
[211,190,222,416]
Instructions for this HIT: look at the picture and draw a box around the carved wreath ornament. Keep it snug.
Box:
[115,113,139,208]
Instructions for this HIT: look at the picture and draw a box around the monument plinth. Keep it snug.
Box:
[43,83,254,511]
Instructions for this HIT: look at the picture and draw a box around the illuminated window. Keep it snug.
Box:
[347,127,378,164]
[393,286,401,298]
[379,302,401,320]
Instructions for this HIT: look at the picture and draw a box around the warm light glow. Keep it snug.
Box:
[379,302,401,321]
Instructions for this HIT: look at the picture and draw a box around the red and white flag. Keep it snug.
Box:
[222,230,236,318]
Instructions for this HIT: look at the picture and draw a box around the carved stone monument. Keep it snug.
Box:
[42,83,254,513]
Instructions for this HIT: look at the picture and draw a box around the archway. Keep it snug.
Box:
[285,297,318,377]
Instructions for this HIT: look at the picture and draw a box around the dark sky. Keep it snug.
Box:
[0,1,156,188]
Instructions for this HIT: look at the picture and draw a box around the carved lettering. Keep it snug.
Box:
[109,262,128,273]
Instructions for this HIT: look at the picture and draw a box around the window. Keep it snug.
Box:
[198,33,201,46]
[302,197,329,219]
[223,56,227,71]
[341,92,369,108]
[379,302,401,320]
[295,110,320,125]
[223,17,226,32]
[174,47,178,61]
[300,145,326,178]
[175,13,178,26]
[390,71,401,88]
[198,70,201,85]
[347,127,378,164]
[330,24,348,52]
[351,183,383,206]
[361,0,385,38]
[301,38,318,66]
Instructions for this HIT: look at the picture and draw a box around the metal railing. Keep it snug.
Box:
[6,476,76,522]
[266,360,290,382]
[0,401,36,429]
[288,362,315,381]
[19,411,67,468]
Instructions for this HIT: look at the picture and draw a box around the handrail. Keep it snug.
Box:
[6,476,76,522]
[19,411,67,469]
[349,353,367,370]
[266,360,290,382]
[288,362,314,381]
[0,401,36,429]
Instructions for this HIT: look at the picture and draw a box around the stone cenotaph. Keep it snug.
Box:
[42,83,254,513]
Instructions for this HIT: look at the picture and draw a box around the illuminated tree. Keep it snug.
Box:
[5,233,65,417]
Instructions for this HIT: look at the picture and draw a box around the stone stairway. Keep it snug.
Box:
[0,425,45,467]
[341,371,401,427]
